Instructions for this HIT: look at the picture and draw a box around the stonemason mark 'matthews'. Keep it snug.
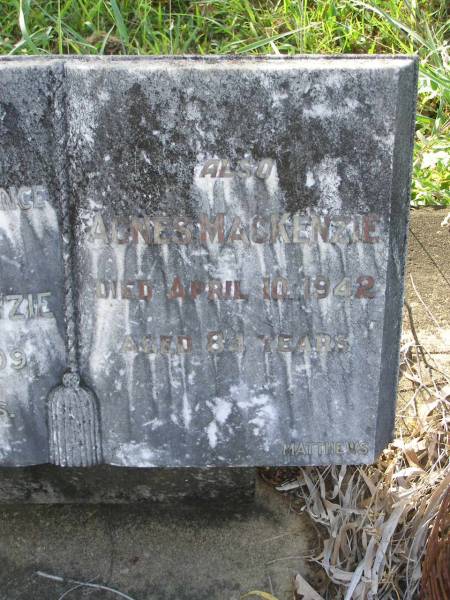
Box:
[0,56,418,468]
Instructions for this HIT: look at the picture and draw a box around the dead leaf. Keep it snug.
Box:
[293,574,325,600]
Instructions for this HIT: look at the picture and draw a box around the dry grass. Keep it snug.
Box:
[261,326,450,600]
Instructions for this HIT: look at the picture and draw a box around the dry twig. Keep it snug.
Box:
[36,571,137,600]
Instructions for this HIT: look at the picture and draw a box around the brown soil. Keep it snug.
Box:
[400,207,450,406]
[403,207,450,349]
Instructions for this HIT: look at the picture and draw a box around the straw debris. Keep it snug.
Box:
[262,332,449,599]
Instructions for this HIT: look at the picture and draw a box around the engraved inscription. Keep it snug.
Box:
[87,212,381,246]
[86,208,383,378]
[96,280,152,301]
[0,349,27,371]
[199,157,274,179]
[283,441,369,456]
[94,275,377,302]
[0,292,54,320]
[61,56,417,469]
[120,332,349,355]
[0,399,9,419]
[0,185,49,210]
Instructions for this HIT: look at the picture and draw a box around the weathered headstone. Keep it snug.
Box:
[0,60,67,466]
[0,56,417,474]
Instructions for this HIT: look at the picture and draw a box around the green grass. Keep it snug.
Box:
[0,1,448,206]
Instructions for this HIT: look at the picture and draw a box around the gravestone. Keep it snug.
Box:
[0,60,67,466]
[0,57,417,487]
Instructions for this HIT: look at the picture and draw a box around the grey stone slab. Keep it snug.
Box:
[0,59,66,466]
[67,56,417,467]
[0,465,255,503]
[0,56,418,470]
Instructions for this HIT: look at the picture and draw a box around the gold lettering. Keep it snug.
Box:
[96,280,117,299]
[330,217,350,244]
[277,335,293,352]
[190,280,205,299]
[9,186,33,210]
[200,213,225,243]
[168,276,185,300]
[6,295,24,320]
[160,336,172,354]
[0,189,14,210]
[131,218,151,244]
[271,213,291,243]
[297,336,312,353]
[152,217,171,244]
[121,281,135,299]
[256,158,274,179]
[200,159,220,177]
[121,335,137,353]
[37,292,53,318]
[177,336,192,353]
[272,277,290,299]
[218,159,233,178]
[229,334,244,352]
[89,214,109,243]
[311,215,330,242]
[111,217,130,244]
[336,335,349,351]
[251,216,269,243]
[138,280,152,301]
[208,280,222,300]
[140,335,156,353]
[292,214,310,243]
[363,214,380,243]
[33,185,48,208]
[233,281,248,300]
[316,334,331,353]
[227,216,249,244]
[173,218,192,244]
[207,331,224,353]
[257,335,272,352]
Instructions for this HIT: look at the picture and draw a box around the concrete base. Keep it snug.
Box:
[0,477,314,600]
[0,466,256,504]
